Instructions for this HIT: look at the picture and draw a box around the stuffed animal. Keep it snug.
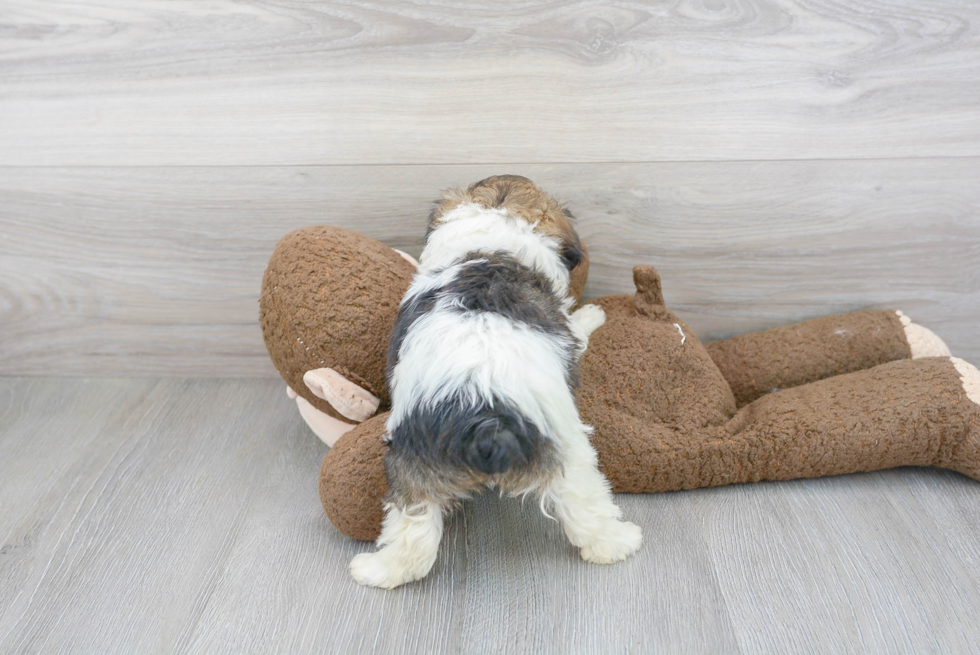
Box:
[260,225,980,541]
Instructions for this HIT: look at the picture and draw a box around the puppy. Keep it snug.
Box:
[350,176,641,589]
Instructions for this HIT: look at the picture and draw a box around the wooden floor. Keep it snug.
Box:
[2,377,979,654]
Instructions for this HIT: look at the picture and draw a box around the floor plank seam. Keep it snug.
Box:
[1,154,979,169]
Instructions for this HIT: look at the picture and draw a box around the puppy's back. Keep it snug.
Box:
[386,253,577,478]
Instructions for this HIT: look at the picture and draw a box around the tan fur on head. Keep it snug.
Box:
[429,175,588,298]
[430,175,568,234]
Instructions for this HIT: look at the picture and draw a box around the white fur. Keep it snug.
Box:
[569,304,607,358]
[387,306,576,437]
[350,502,444,589]
[400,260,470,307]
[350,204,641,589]
[420,203,572,295]
[543,434,643,564]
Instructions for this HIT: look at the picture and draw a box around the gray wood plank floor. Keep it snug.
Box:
[2,377,980,654]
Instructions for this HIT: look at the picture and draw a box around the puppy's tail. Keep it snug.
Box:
[458,405,542,475]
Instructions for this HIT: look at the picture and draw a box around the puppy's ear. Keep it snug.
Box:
[557,207,585,271]
[560,242,585,271]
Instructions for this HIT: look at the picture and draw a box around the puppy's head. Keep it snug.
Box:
[428,175,589,299]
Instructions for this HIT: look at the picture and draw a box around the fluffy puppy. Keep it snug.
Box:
[349,176,642,589]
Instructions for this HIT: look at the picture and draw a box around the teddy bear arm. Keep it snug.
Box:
[287,385,357,447]
[318,413,391,541]
[704,309,929,408]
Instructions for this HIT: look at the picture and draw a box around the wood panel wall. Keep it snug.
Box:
[1,0,978,375]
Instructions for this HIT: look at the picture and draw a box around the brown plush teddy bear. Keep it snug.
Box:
[260,225,980,542]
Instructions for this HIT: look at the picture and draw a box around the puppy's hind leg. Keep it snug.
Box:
[349,495,445,589]
[543,424,642,564]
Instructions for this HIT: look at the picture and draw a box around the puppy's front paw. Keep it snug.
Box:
[580,520,642,565]
[571,304,607,338]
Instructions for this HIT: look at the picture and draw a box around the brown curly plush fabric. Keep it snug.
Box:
[319,413,390,540]
[258,227,979,542]
[259,226,414,420]
[578,287,980,494]
[588,356,980,494]
[581,267,736,433]
[315,264,980,541]
[706,310,912,408]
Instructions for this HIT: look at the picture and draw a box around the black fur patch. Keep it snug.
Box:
[387,284,439,375]
[443,253,568,334]
[559,241,584,271]
[387,252,576,374]
[390,396,543,475]
[558,210,585,271]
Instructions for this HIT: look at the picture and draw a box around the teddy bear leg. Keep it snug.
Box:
[697,357,980,487]
[705,309,947,408]
[947,357,980,480]
[319,413,390,541]
[541,429,642,564]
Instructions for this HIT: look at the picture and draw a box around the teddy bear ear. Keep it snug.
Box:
[392,249,419,268]
[633,266,664,305]
[303,368,381,422]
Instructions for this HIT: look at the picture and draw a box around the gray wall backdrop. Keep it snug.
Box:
[1,0,977,376]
